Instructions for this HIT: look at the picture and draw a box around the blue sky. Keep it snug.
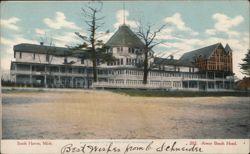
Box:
[1,1,249,79]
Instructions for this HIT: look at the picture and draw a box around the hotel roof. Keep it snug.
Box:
[14,43,88,58]
[105,24,145,48]
[155,43,232,67]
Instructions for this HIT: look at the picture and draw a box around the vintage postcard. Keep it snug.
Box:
[1,1,249,154]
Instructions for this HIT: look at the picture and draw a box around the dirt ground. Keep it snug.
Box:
[2,90,250,139]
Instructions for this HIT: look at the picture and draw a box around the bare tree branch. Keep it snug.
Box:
[136,19,166,84]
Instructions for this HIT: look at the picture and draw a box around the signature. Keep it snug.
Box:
[61,141,203,154]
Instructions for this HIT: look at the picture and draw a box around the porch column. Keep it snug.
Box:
[206,71,208,91]
[124,69,126,85]
[71,76,74,88]
[14,63,17,82]
[214,72,216,89]
[44,65,47,88]
[222,72,225,89]
[29,65,32,84]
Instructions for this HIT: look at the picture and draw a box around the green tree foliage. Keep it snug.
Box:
[68,2,115,82]
[240,49,250,77]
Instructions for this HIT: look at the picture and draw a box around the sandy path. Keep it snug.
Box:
[2,90,250,139]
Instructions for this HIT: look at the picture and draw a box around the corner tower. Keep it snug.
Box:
[105,25,145,66]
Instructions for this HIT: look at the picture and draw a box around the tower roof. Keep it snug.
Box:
[105,25,145,48]
[225,44,233,53]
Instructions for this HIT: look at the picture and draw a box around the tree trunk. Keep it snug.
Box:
[143,49,149,84]
[91,11,97,83]
[143,69,149,84]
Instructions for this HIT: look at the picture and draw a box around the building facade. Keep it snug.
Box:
[10,24,234,91]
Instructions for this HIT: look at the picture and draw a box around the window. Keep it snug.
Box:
[46,55,50,62]
[117,47,120,52]
[132,59,135,65]
[121,47,123,52]
[33,53,36,60]
[81,58,84,64]
[19,52,22,59]
[64,58,67,64]
[61,67,65,73]
[121,59,123,65]
[14,52,16,58]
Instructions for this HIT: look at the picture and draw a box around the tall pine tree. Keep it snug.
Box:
[240,49,250,77]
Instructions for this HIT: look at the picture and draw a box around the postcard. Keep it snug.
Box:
[1,1,249,154]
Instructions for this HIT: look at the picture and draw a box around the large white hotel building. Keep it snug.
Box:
[10,24,234,91]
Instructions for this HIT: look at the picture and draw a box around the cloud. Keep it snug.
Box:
[1,36,37,48]
[97,32,114,43]
[164,13,198,36]
[35,28,46,35]
[0,17,20,31]
[53,32,83,47]
[156,28,176,40]
[163,13,199,36]
[114,10,139,29]
[164,13,190,31]
[205,13,244,37]
[213,13,244,32]
[44,12,81,30]
[1,37,14,46]
[205,29,216,35]
[1,36,37,71]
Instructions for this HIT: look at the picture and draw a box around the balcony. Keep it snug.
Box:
[93,82,174,89]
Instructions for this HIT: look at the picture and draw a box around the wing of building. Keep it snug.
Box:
[10,24,234,91]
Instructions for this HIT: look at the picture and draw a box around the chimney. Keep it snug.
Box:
[170,55,174,60]
[40,42,44,46]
